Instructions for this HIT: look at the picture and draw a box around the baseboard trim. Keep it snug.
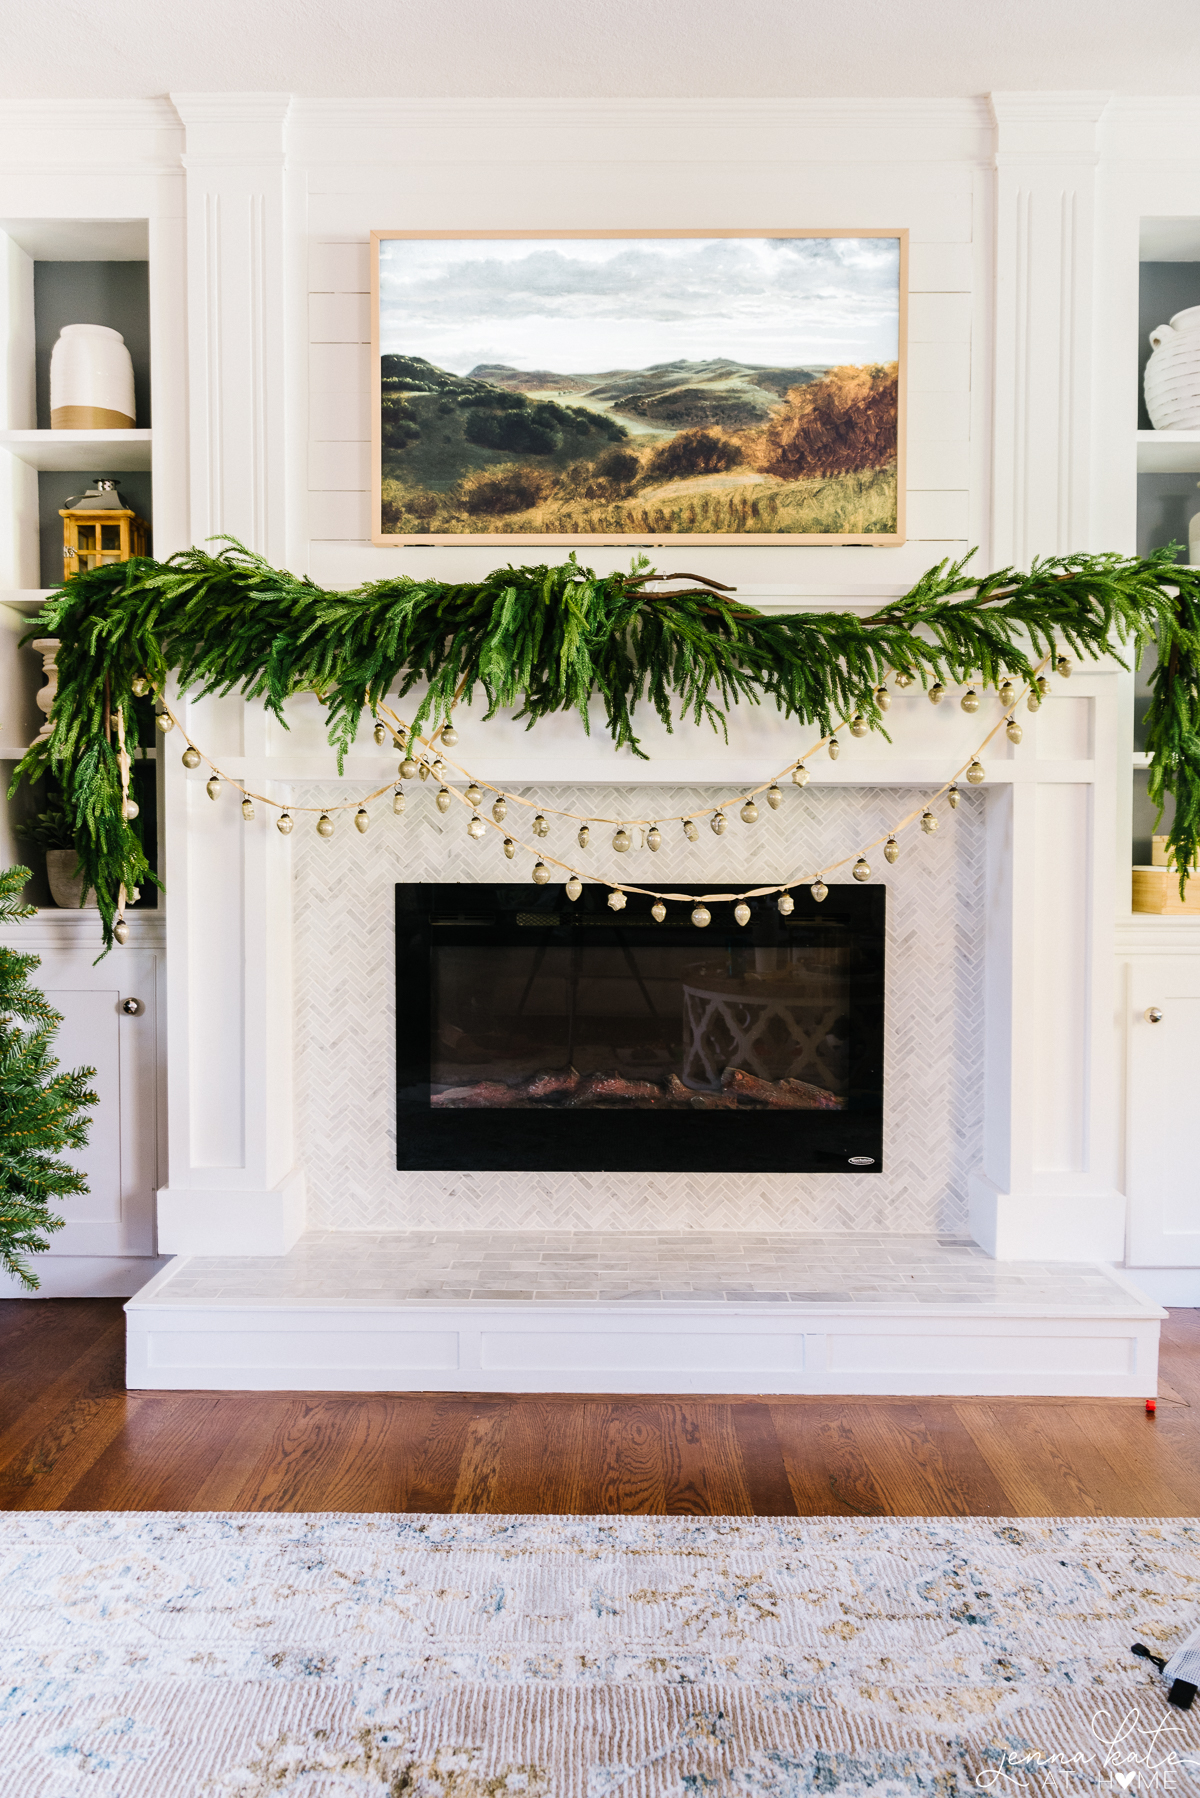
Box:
[0,1255,171,1299]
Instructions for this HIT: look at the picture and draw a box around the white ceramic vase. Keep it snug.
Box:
[49,323,135,430]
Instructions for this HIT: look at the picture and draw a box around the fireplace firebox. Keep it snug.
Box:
[396,883,885,1173]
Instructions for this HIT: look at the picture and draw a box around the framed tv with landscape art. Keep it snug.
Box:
[370,228,907,546]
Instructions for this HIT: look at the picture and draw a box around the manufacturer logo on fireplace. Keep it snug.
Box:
[848,1155,876,1165]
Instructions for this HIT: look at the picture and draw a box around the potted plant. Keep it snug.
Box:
[15,789,97,909]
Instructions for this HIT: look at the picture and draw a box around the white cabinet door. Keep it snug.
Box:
[1127,956,1200,1266]
[35,950,160,1257]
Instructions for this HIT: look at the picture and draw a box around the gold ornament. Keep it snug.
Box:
[399,757,419,780]
[130,675,149,697]
[894,669,914,688]
[691,903,711,928]
[155,710,174,732]
[533,814,550,837]
[852,857,871,882]
[122,797,139,821]
[578,824,591,848]
[740,799,758,823]
[317,813,335,837]
[241,798,254,822]
[1055,655,1071,679]
[766,785,782,809]
[277,812,294,834]
[113,916,129,945]
[884,836,899,862]
[928,682,945,705]
[647,824,662,851]
[875,684,891,711]
[999,679,1016,707]
[418,761,431,780]
[961,688,980,713]
[777,891,794,915]
[565,875,582,901]
[355,807,370,833]
[1006,716,1023,744]
[373,721,386,746]
[532,861,550,885]
[947,785,960,809]
[828,737,840,759]
[492,796,507,823]
[920,808,938,834]
[711,812,727,835]
[503,838,515,859]
[734,900,751,926]
[613,826,631,852]
[440,723,459,746]
[811,879,828,902]
[850,714,868,738]
[432,757,446,779]
[467,813,485,839]
[792,763,809,787]
[181,745,201,769]
[1026,690,1041,713]
[206,775,220,801]
[435,787,452,813]
[651,899,667,923]
[393,788,406,814]
[1036,676,1050,697]
[464,783,482,807]
[607,889,627,911]
[682,819,699,841]
[966,759,985,784]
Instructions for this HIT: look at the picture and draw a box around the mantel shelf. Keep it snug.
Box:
[1137,428,1200,474]
[0,428,152,472]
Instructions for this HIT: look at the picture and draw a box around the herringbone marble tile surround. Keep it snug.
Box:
[291,782,985,1235]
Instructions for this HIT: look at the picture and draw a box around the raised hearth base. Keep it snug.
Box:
[124,1232,1165,1397]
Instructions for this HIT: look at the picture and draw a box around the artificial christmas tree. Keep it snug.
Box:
[0,866,97,1289]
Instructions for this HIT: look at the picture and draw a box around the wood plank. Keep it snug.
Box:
[769,1403,890,1516]
[450,1406,511,1512]
[480,1398,595,1515]
[731,1400,800,1516]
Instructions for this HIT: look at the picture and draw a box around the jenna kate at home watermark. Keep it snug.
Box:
[975,1706,1199,1790]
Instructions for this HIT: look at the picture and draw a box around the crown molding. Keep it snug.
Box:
[988,91,1113,125]
[289,95,994,134]
[0,96,182,130]
[170,93,293,128]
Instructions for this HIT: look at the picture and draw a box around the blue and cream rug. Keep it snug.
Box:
[1,1512,1198,1796]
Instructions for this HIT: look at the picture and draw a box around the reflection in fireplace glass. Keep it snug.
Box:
[431,933,851,1112]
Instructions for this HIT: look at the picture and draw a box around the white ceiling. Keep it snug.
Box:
[0,0,1197,99]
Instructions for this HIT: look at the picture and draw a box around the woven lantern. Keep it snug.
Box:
[60,479,149,576]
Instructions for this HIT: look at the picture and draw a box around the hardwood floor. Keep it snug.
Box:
[1,1299,1198,1516]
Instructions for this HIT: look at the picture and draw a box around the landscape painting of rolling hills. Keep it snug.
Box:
[371,231,906,544]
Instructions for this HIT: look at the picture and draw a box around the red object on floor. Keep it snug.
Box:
[1146,1399,1157,1415]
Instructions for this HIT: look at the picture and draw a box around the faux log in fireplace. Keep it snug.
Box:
[395,883,885,1173]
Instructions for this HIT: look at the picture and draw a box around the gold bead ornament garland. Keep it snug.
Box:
[129,658,1055,940]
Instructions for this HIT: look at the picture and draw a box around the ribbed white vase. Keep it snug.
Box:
[49,324,135,430]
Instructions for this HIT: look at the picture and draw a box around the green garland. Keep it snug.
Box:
[13,539,1200,948]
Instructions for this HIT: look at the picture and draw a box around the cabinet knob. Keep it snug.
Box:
[120,997,144,1016]
[1144,1006,1164,1023]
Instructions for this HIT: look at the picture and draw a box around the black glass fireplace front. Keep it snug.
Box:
[396,882,885,1173]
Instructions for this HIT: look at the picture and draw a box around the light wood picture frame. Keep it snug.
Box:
[370,228,907,547]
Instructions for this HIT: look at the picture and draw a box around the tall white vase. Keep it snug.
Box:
[49,324,135,430]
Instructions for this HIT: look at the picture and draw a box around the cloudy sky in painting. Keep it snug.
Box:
[378,235,900,374]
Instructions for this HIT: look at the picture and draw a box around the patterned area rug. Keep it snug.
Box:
[2,1512,1199,1796]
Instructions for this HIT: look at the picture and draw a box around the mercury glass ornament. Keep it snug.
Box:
[492,796,507,823]
[651,899,666,923]
[122,797,139,821]
[435,787,452,813]
[241,798,254,822]
[852,857,871,882]
[947,785,960,810]
[155,710,174,732]
[613,826,631,852]
[928,682,945,705]
[1036,676,1051,697]
[920,809,938,834]
[399,757,419,780]
[532,861,550,885]
[1055,655,1071,679]
[875,684,891,711]
[113,917,129,946]
[1026,691,1041,713]
[432,757,446,779]
[277,812,294,834]
[961,688,980,713]
[181,746,201,769]
[130,674,149,697]
[565,875,582,902]
[966,760,986,784]
[777,891,794,915]
[999,679,1016,707]
[884,836,899,863]
[467,813,485,839]
[893,669,914,688]
[577,824,591,848]
[418,762,431,780]
[710,812,727,835]
[533,814,550,838]
[691,903,711,928]
[766,785,782,810]
[355,808,370,833]
[811,879,828,903]
[206,775,221,801]
[734,900,751,927]
[440,723,459,746]
[393,789,406,815]
[792,763,809,787]
[503,838,515,859]
[607,889,627,911]
[850,714,868,738]
[373,721,386,746]
[828,737,840,760]
[1006,716,1023,744]
[682,819,699,841]
[465,783,482,807]
[317,813,335,837]
[647,824,662,851]
[740,799,758,824]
